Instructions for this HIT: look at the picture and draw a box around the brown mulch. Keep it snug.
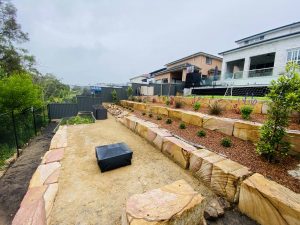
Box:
[150,102,300,130]
[131,110,300,193]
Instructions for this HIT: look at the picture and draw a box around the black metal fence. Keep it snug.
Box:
[131,83,184,96]
[0,107,48,160]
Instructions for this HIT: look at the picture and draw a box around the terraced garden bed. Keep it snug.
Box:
[119,105,300,193]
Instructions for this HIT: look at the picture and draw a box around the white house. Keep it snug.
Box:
[219,21,300,87]
[129,74,149,84]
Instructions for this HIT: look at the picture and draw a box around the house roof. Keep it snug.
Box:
[165,51,222,67]
[129,74,149,80]
[219,31,300,55]
[235,21,300,43]
[149,68,166,75]
[154,63,201,76]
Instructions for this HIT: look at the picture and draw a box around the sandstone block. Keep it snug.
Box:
[122,180,206,225]
[286,130,300,153]
[146,127,172,150]
[203,116,234,136]
[49,126,67,150]
[29,162,61,188]
[133,102,147,111]
[12,186,47,225]
[124,116,143,131]
[189,150,225,186]
[44,183,58,223]
[233,120,261,143]
[168,108,183,120]
[42,148,64,164]
[211,159,251,202]
[181,111,203,127]
[162,137,197,169]
[135,120,158,138]
[238,173,300,225]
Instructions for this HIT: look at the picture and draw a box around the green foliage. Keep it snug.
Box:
[157,116,162,120]
[60,115,94,125]
[175,101,182,108]
[111,89,118,104]
[197,130,206,137]
[0,72,42,111]
[221,137,232,147]
[142,112,146,116]
[179,122,186,129]
[193,102,201,111]
[126,86,133,99]
[256,62,300,161]
[208,101,223,115]
[148,113,153,118]
[166,118,172,124]
[240,105,253,120]
[0,145,15,168]
[165,99,170,106]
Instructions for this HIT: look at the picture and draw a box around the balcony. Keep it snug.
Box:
[248,67,273,78]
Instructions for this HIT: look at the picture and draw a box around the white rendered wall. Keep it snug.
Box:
[221,35,300,86]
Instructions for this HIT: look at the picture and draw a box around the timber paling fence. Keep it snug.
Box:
[0,106,49,159]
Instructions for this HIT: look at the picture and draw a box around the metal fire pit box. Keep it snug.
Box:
[95,142,133,172]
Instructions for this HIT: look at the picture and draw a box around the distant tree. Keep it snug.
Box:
[126,86,133,100]
[0,0,36,75]
[0,72,42,112]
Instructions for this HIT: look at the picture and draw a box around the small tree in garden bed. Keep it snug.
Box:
[179,122,186,129]
[197,130,206,137]
[111,89,119,104]
[221,137,232,147]
[240,105,253,120]
[126,86,133,100]
[157,115,162,120]
[257,62,300,161]
[166,118,172,124]
[193,102,201,111]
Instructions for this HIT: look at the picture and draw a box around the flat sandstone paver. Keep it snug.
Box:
[49,115,214,225]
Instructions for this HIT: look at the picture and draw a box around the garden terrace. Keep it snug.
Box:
[119,101,300,192]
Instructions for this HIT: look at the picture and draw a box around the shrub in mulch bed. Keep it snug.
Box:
[179,122,186,129]
[142,112,146,116]
[131,110,300,193]
[157,116,162,120]
[148,113,153,118]
[166,118,172,124]
[221,137,232,147]
[197,130,206,137]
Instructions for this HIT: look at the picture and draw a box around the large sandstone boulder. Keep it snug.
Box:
[149,105,169,116]
[122,180,206,225]
[132,102,148,111]
[168,108,184,120]
[162,137,197,169]
[124,116,144,131]
[146,127,173,150]
[211,159,251,202]
[202,116,235,136]
[181,111,203,127]
[239,173,300,225]
[233,120,261,143]
[135,120,159,138]
[189,149,225,187]
[286,130,300,154]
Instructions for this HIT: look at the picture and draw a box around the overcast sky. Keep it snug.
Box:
[13,0,300,85]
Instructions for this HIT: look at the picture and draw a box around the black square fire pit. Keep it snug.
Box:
[95,142,133,172]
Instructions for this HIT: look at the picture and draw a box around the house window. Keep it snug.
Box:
[206,57,212,65]
[287,48,300,64]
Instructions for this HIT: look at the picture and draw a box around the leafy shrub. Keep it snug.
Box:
[165,99,170,106]
[111,89,118,104]
[256,62,300,161]
[148,113,153,118]
[197,130,206,137]
[193,102,201,111]
[138,98,142,102]
[208,101,223,115]
[240,105,253,120]
[152,98,157,103]
[0,145,15,168]
[61,115,94,125]
[166,118,172,124]
[132,96,137,102]
[179,122,186,129]
[232,103,240,114]
[142,98,147,103]
[142,112,146,116]
[157,116,162,120]
[221,137,232,147]
[175,101,182,108]
[169,96,175,105]
[126,86,133,100]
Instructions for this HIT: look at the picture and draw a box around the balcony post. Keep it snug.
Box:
[243,57,250,79]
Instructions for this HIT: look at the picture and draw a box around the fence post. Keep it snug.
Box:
[32,107,37,135]
[11,110,19,157]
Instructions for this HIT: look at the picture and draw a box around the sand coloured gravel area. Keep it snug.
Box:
[49,115,214,225]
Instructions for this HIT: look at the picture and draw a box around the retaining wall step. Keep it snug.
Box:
[122,179,206,225]
[238,173,300,225]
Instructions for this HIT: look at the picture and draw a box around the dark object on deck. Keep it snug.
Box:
[93,105,107,120]
[95,142,133,172]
